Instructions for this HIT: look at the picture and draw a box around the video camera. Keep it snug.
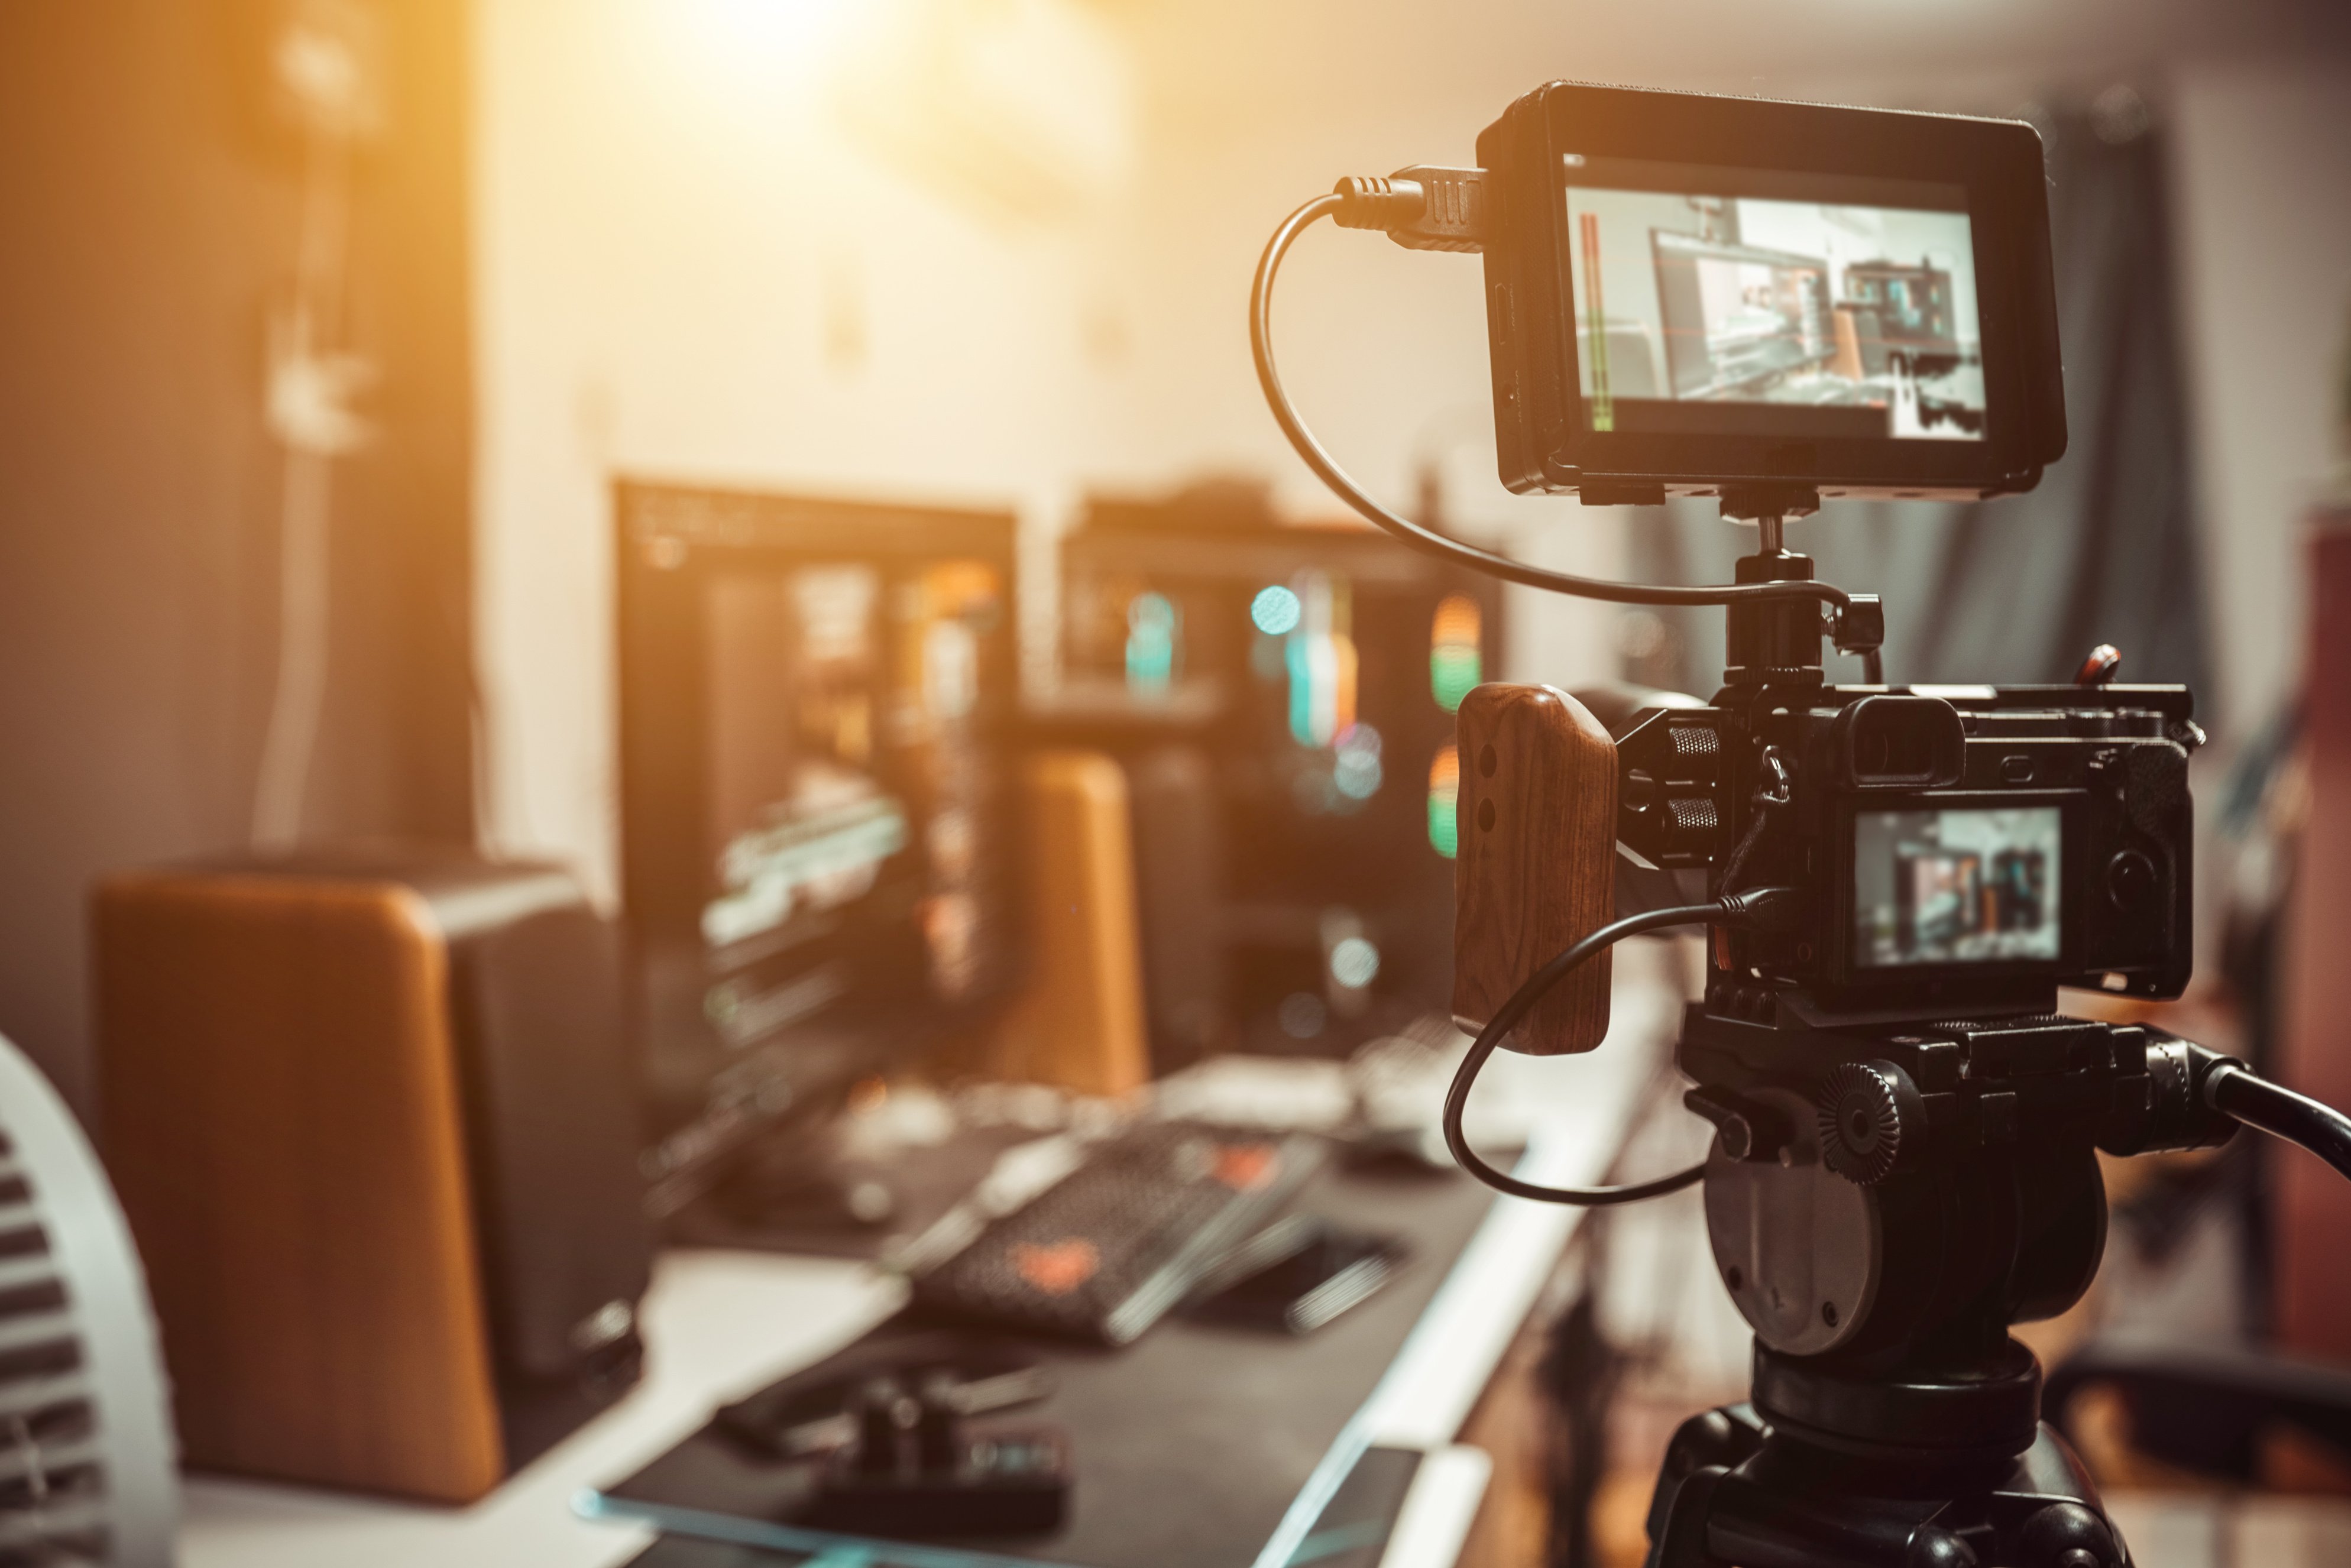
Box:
[1251,80,2351,1568]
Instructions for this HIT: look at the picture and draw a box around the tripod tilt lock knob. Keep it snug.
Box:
[1817,1061,1923,1185]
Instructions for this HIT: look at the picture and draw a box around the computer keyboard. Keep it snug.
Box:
[910,1121,1323,1346]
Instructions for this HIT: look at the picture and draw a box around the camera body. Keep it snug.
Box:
[1618,681,2198,1023]
[1474,83,2067,504]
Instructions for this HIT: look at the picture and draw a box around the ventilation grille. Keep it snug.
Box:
[0,1132,111,1566]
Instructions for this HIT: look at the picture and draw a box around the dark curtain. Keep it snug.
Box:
[1628,102,2213,718]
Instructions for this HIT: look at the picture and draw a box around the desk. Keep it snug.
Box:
[176,954,1685,1567]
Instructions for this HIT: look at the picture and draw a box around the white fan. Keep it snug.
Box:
[0,1035,174,1565]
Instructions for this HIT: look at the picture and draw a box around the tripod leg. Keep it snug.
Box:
[1642,1463,1729,1568]
[1643,1405,1764,1548]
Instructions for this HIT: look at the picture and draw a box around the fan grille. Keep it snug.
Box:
[0,1134,114,1565]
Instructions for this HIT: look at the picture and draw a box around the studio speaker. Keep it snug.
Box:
[1122,744,1229,1072]
[987,751,1152,1097]
[93,848,652,1503]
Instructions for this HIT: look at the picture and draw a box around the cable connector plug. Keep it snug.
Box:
[1715,885,1805,934]
[1330,166,1485,252]
[1830,594,1884,656]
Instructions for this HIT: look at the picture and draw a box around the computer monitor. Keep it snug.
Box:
[1053,481,1502,1062]
[614,481,1020,1218]
[1650,230,1836,399]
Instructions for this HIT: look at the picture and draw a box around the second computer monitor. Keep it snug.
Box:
[1058,484,1502,1061]
[615,481,1020,1217]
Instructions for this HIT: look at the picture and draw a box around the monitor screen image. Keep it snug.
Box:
[1853,806,2059,967]
[698,558,1000,1006]
[616,484,1019,1216]
[1563,157,1983,443]
[1054,492,1500,1062]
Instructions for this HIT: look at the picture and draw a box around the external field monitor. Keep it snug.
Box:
[1477,84,2067,504]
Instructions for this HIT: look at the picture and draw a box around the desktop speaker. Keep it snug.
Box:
[93,848,653,1503]
[1123,744,1229,1072]
[987,751,1152,1097]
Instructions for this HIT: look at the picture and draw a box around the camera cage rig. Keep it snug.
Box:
[1251,85,2351,1568]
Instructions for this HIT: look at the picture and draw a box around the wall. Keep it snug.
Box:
[0,3,474,1113]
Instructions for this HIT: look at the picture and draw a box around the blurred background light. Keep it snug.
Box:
[1333,722,1384,801]
[1251,584,1302,635]
[1427,744,1461,860]
[1123,590,1178,693]
[1284,572,1356,747]
[1277,991,1327,1040]
[1329,935,1381,989]
[1430,592,1483,714]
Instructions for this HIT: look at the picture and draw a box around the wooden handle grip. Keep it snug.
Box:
[1452,683,1618,1055]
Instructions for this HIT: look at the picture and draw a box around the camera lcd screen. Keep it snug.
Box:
[1853,806,2059,967]
[1562,158,1983,445]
